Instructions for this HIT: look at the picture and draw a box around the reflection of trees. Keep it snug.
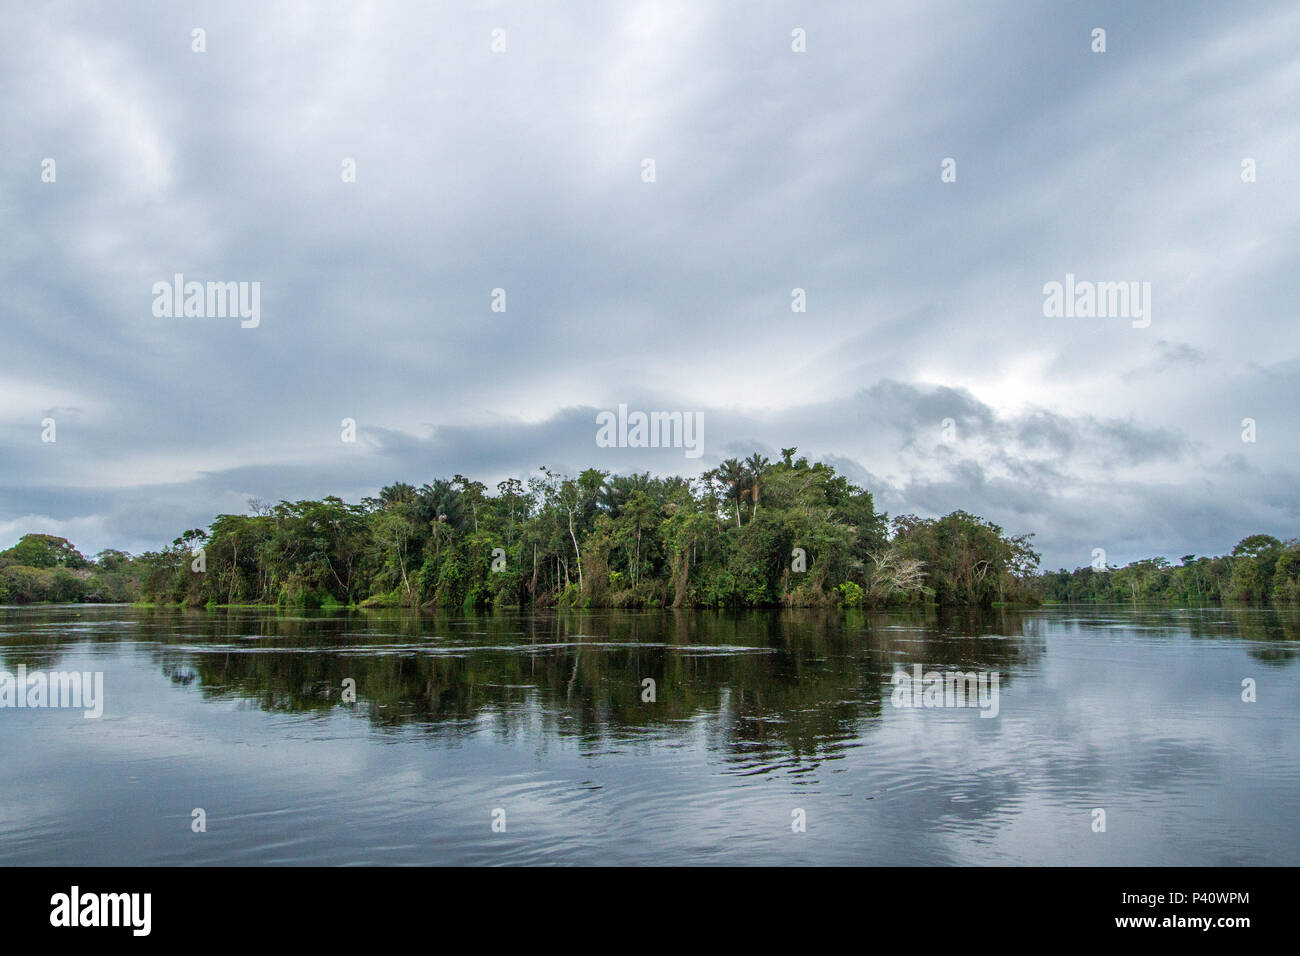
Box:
[119,607,1042,763]
[1095,607,1300,664]
[1187,610,1300,665]
[4,604,1295,763]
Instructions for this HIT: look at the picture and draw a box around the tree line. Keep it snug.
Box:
[1,449,1295,610]
[0,534,137,604]
[1035,534,1300,606]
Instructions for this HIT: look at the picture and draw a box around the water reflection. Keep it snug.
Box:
[2,606,1046,757]
[1,604,1297,865]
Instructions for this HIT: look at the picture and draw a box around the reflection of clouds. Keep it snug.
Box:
[1,605,1298,863]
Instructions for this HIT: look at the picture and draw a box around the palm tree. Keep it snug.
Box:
[744,453,770,516]
[717,458,748,528]
[379,482,416,509]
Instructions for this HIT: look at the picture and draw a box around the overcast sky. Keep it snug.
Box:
[2,1,1297,569]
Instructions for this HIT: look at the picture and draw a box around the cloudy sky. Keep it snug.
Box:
[2,0,1297,569]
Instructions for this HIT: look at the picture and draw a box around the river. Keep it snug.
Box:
[1,604,1296,865]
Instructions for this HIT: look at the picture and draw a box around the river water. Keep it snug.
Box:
[1,604,1296,865]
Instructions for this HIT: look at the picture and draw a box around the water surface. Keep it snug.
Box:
[1,604,1297,865]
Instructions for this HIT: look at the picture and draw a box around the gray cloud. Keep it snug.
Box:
[1,1,1297,569]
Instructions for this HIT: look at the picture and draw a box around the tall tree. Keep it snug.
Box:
[717,458,749,528]
[745,452,770,515]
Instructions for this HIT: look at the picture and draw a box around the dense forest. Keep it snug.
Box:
[0,534,138,604]
[1,449,1296,610]
[1035,533,1300,606]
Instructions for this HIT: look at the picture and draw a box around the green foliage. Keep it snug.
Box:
[0,537,141,604]
[8,456,1291,613]
[2,565,61,602]
[1272,542,1300,605]
[128,450,1006,608]
[890,512,1039,607]
[1034,537,1300,606]
[836,581,865,607]
[1228,535,1283,603]
[29,450,1293,613]
[1,534,89,570]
